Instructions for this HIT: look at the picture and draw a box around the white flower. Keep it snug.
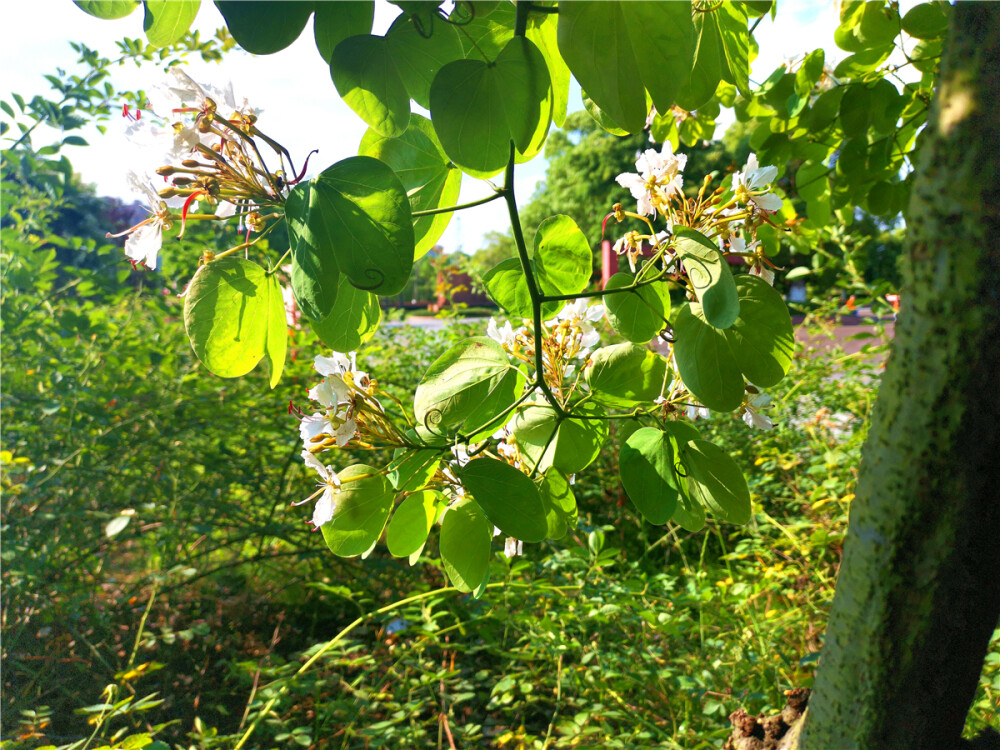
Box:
[686,404,711,420]
[106,171,175,270]
[503,537,523,559]
[616,142,687,217]
[732,153,783,214]
[293,449,341,528]
[613,230,643,273]
[728,235,776,286]
[548,299,604,351]
[742,392,774,431]
[299,411,357,448]
[487,318,517,348]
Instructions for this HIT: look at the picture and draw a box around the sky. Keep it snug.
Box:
[2,0,919,254]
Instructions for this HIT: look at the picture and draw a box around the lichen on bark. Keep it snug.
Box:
[794,4,1000,749]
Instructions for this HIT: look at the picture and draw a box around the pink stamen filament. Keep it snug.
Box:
[178,190,206,238]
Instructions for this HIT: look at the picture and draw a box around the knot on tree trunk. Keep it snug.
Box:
[723,688,809,750]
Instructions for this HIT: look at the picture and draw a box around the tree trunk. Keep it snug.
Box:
[795,4,1000,748]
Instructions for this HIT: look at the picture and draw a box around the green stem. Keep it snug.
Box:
[504,145,567,418]
[411,191,505,217]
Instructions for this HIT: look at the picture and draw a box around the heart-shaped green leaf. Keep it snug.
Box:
[511,402,608,474]
[287,156,415,301]
[440,495,493,592]
[430,37,551,177]
[558,2,694,134]
[584,343,668,408]
[674,227,739,330]
[385,13,465,110]
[414,337,524,435]
[460,457,547,543]
[359,113,462,259]
[619,427,682,525]
[143,0,200,47]
[215,1,312,54]
[74,0,139,19]
[680,439,751,524]
[604,272,669,343]
[314,1,374,63]
[321,464,395,556]
[331,34,410,138]
[386,490,442,558]
[538,468,577,540]
[309,274,381,352]
[183,257,286,388]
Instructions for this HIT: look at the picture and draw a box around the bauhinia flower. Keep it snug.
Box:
[615,141,687,217]
[613,230,644,273]
[105,171,175,270]
[729,235,776,285]
[546,298,604,353]
[732,153,783,214]
[298,352,368,449]
[292,449,341,529]
[742,391,774,431]
[487,318,520,350]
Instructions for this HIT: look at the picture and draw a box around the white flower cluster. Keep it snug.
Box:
[293,352,368,529]
[615,141,687,217]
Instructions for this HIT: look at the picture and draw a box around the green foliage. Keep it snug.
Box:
[320,465,395,557]
[460,456,547,543]
[182,257,286,388]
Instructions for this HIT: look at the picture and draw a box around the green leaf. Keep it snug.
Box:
[413,337,524,434]
[834,45,893,78]
[484,215,590,319]
[483,258,533,319]
[857,1,899,47]
[558,2,693,134]
[452,0,515,61]
[534,214,592,315]
[902,3,949,40]
[183,257,286,388]
[584,343,668,408]
[314,2,374,63]
[723,276,793,388]
[288,156,415,299]
[287,183,340,322]
[619,427,681,525]
[680,439,751,524]
[143,1,200,47]
[676,9,723,111]
[674,227,739,329]
[525,8,569,127]
[582,91,629,136]
[538,468,577,540]
[714,2,750,96]
[389,446,441,493]
[74,1,139,19]
[359,114,461,259]
[330,35,410,138]
[439,496,493,592]
[385,13,464,110]
[604,273,668,344]
[386,490,441,558]
[321,465,395,556]
[460,457,547,543]
[215,1,313,55]
[795,49,825,95]
[309,275,381,352]
[511,402,608,474]
[661,422,705,531]
[429,36,551,177]
[672,301,744,412]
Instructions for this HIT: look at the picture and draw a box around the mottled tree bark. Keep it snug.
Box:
[795,4,1000,749]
